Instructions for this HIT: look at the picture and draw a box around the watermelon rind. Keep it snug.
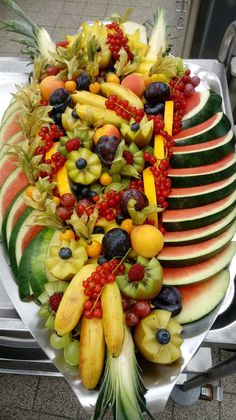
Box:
[168,153,236,187]
[171,129,235,168]
[174,270,230,324]
[159,220,236,267]
[164,208,236,245]
[174,112,232,146]
[162,241,236,285]
[18,227,55,299]
[181,90,222,129]
[168,174,236,209]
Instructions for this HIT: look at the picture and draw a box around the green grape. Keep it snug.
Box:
[50,332,71,350]
[64,340,80,366]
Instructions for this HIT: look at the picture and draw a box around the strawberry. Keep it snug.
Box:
[48,292,63,312]
[66,137,80,152]
[128,263,145,282]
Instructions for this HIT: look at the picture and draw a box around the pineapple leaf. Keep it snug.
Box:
[1,0,39,31]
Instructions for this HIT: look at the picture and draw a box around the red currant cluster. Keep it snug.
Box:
[143,151,157,165]
[44,152,66,178]
[148,114,165,135]
[48,292,64,313]
[150,158,172,209]
[105,95,145,122]
[96,190,122,221]
[57,193,76,223]
[130,179,144,192]
[122,150,134,164]
[36,124,64,157]
[106,22,133,61]
[170,69,200,135]
[83,259,126,319]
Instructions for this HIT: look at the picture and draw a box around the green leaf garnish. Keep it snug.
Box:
[127,198,162,225]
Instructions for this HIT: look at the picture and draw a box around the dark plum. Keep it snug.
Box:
[76,72,91,91]
[49,88,70,106]
[151,286,182,317]
[102,228,131,259]
[144,82,170,105]
[50,110,63,126]
[121,189,148,216]
[95,135,120,166]
[144,102,165,115]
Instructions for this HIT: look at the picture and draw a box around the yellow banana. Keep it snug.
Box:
[101,282,125,357]
[75,104,126,128]
[100,82,144,109]
[54,264,97,336]
[79,316,105,389]
[71,91,106,108]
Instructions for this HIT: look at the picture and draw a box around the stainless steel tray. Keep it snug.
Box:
[0,57,235,414]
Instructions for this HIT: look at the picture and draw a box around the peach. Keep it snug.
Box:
[121,74,145,97]
[39,76,65,101]
[93,124,121,144]
[130,225,164,258]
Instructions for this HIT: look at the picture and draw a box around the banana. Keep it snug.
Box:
[72,91,106,108]
[101,282,125,357]
[100,82,144,109]
[79,316,105,389]
[75,104,126,128]
[54,264,97,336]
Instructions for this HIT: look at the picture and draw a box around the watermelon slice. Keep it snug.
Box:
[0,100,17,127]
[181,90,222,129]
[163,190,235,231]
[158,220,236,267]
[168,174,236,209]
[168,153,236,187]
[1,192,27,251]
[174,270,230,324]
[162,241,236,285]
[164,208,236,245]
[0,112,21,147]
[173,112,231,146]
[171,129,235,168]
[0,167,28,231]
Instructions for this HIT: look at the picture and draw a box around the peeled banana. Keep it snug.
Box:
[72,91,106,108]
[101,282,125,357]
[100,82,144,109]
[54,264,97,336]
[75,104,126,128]
[79,316,105,389]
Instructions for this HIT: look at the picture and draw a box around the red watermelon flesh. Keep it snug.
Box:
[173,130,232,153]
[162,241,236,285]
[163,191,235,222]
[168,153,236,177]
[174,270,230,324]
[0,114,21,145]
[0,155,18,188]
[183,91,201,116]
[170,174,235,198]
[0,169,28,223]
[21,225,44,254]
[174,113,220,140]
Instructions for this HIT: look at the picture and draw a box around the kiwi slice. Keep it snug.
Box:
[116,255,163,300]
[38,281,68,329]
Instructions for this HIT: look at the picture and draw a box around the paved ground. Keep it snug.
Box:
[0,0,236,419]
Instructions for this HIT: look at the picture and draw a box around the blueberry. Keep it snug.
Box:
[75,158,87,169]
[116,214,126,225]
[97,256,108,265]
[93,226,105,234]
[130,123,140,131]
[58,247,72,260]
[156,328,171,345]
[81,187,90,198]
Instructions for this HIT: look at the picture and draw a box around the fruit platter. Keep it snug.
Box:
[0,0,236,418]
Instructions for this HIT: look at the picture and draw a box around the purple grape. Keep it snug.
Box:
[191,76,200,87]
[183,83,195,97]
[95,135,120,166]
